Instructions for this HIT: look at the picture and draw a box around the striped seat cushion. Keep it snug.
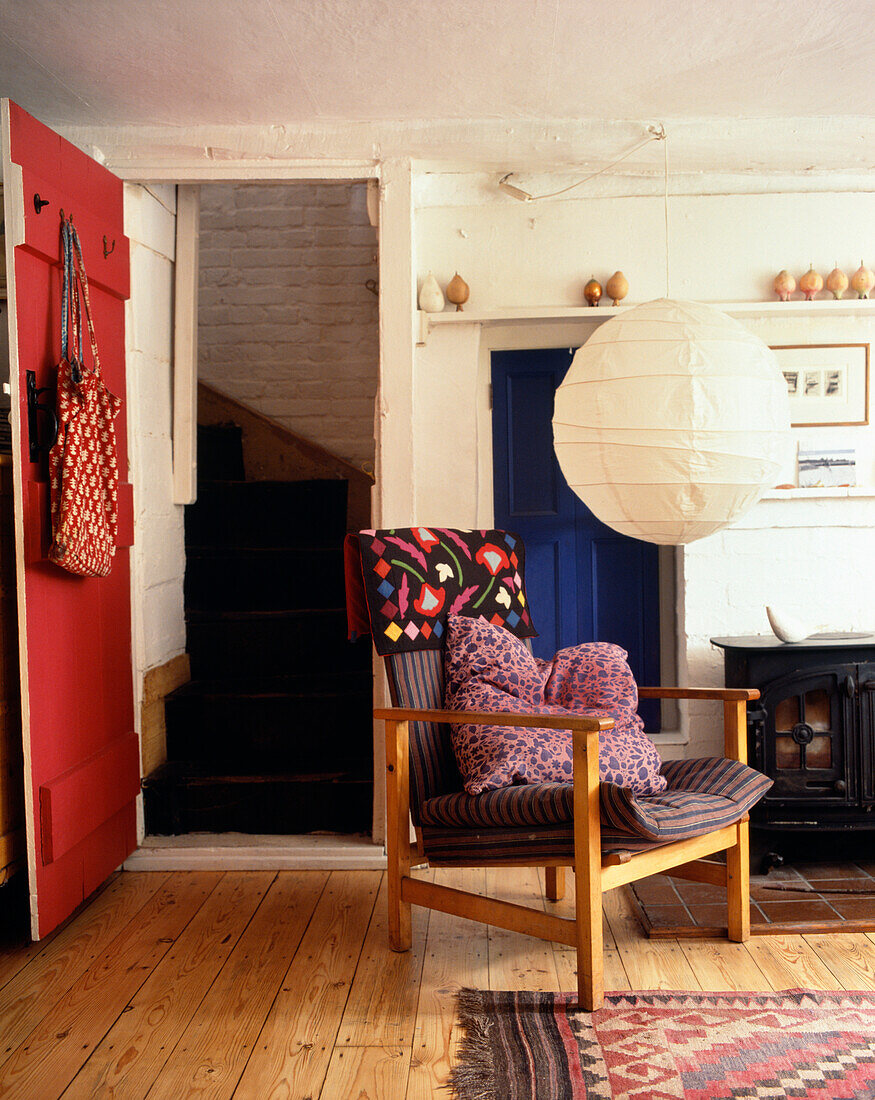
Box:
[600,757,773,842]
[420,822,662,864]
[419,757,771,847]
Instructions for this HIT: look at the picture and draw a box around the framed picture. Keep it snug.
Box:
[771,343,869,427]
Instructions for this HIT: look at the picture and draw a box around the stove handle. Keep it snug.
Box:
[844,674,856,699]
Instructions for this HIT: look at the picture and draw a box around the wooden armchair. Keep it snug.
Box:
[345,527,770,1011]
[377,685,760,1011]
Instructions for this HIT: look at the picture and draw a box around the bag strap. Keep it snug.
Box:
[60,219,83,368]
[68,221,101,377]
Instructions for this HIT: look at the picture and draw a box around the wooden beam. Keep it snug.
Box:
[385,719,412,950]
[545,866,566,902]
[664,859,728,887]
[600,824,738,891]
[724,698,749,763]
[401,875,578,948]
[638,687,759,701]
[172,184,200,505]
[727,822,751,941]
[374,706,612,733]
[573,726,604,1010]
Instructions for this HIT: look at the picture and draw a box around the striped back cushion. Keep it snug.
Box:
[386,648,462,823]
[385,636,536,824]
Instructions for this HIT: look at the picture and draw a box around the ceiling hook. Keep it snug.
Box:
[103,236,116,259]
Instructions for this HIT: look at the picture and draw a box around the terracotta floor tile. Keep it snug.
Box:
[797,862,870,881]
[671,882,727,904]
[753,866,805,882]
[828,898,875,920]
[757,899,840,923]
[633,859,870,935]
[632,877,682,904]
[800,878,875,895]
[640,903,693,930]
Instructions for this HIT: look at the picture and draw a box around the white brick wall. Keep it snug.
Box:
[198,183,379,471]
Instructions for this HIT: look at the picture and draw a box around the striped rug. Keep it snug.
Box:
[451,989,875,1099]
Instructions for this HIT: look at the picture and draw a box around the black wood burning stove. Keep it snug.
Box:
[712,636,875,854]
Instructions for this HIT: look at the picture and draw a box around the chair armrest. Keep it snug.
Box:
[637,687,755,763]
[638,687,760,701]
[374,706,613,733]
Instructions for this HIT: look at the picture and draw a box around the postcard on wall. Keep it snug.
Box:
[797,448,856,488]
[771,343,869,427]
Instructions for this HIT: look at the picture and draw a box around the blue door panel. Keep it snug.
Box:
[507,372,559,515]
[492,348,661,730]
[591,537,658,681]
[523,539,564,659]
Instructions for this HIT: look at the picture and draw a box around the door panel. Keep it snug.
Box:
[2,100,137,937]
[492,348,661,729]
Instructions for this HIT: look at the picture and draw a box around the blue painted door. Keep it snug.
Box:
[492,348,661,729]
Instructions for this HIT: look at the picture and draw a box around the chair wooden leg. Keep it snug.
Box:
[545,866,566,902]
[726,819,750,942]
[385,718,412,951]
[573,727,605,1011]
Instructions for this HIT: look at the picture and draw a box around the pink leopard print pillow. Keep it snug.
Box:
[444,614,666,796]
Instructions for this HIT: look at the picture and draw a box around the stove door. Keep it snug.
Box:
[760,665,856,807]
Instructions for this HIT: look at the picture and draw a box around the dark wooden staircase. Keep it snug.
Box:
[143,424,373,835]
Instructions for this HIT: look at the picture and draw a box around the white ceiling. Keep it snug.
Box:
[1,0,874,176]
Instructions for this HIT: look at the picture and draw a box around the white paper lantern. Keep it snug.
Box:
[552,299,792,545]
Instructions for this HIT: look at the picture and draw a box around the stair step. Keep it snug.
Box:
[186,480,348,548]
[197,423,245,481]
[165,682,373,772]
[179,670,373,696]
[184,545,345,612]
[142,765,372,835]
[185,608,369,679]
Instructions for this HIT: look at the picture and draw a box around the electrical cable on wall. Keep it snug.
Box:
[498,123,666,203]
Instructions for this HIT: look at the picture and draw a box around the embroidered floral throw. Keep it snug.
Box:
[355,528,537,655]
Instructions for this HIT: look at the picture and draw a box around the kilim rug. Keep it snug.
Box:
[451,989,875,1099]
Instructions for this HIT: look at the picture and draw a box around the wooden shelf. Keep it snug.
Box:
[417,298,875,343]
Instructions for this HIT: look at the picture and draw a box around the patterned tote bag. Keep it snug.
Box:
[48,218,122,577]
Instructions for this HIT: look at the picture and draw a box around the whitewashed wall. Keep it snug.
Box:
[198,182,379,470]
[124,184,186,683]
[412,184,875,755]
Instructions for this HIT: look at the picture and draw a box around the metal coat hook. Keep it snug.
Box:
[103,236,115,258]
[365,278,378,296]
[33,193,50,213]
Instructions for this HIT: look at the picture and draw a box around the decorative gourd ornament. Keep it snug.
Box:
[446,272,470,312]
[418,272,445,313]
[773,270,796,302]
[851,261,875,299]
[584,277,603,306]
[825,265,849,300]
[798,265,823,301]
[606,270,629,306]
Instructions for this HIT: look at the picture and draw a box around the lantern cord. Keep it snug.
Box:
[499,123,666,203]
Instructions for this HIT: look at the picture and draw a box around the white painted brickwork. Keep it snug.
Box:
[198,183,378,471]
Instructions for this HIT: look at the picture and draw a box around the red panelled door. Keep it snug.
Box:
[1,101,139,937]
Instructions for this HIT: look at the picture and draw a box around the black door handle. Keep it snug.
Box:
[26,371,59,462]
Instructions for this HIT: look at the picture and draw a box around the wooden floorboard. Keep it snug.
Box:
[0,868,873,1098]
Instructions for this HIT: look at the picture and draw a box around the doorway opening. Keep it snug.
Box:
[141,181,378,844]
